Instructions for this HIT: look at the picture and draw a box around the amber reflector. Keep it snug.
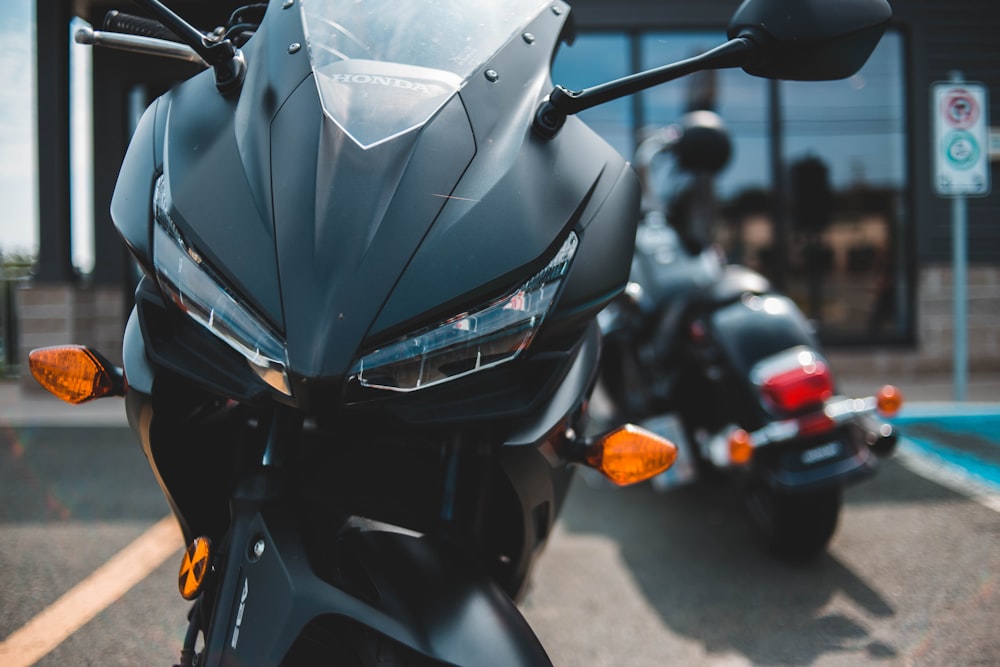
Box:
[29,346,117,405]
[178,536,212,601]
[876,385,904,417]
[586,424,677,486]
[728,429,754,465]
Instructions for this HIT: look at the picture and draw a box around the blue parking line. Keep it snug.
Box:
[901,435,1000,490]
[891,405,1000,491]
[895,413,998,435]
[894,402,1000,421]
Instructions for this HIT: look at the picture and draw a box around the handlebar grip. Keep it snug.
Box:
[103,10,181,43]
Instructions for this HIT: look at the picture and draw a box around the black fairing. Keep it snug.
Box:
[113,1,636,410]
[198,506,554,666]
[110,100,161,276]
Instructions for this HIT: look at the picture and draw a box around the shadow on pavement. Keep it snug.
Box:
[551,456,965,665]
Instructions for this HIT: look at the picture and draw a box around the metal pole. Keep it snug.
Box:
[952,193,968,401]
[949,71,968,402]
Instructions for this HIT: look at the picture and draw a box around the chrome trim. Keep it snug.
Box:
[704,394,883,467]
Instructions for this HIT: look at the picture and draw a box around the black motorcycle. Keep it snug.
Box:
[599,109,903,561]
[29,0,892,663]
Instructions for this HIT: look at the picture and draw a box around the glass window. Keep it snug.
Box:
[551,33,633,157]
[780,32,908,340]
[551,28,911,344]
[640,32,770,197]
[640,32,771,266]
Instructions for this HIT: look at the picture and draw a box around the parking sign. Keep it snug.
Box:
[933,82,991,197]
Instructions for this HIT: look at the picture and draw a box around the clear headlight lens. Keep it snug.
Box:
[350,232,579,392]
[152,176,292,396]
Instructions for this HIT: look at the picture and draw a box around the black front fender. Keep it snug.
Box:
[751,424,880,494]
[338,528,554,666]
[204,509,552,667]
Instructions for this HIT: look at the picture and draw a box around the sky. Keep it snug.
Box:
[0,0,93,270]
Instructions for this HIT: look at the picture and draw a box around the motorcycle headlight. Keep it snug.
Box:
[152,176,292,396]
[350,232,579,392]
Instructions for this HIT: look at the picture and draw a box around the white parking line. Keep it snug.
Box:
[0,515,183,667]
[896,440,1000,514]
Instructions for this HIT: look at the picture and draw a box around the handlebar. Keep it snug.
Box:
[75,26,207,68]
[81,2,245,94]
[103,10,180,42]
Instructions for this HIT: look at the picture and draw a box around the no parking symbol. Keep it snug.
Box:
[933,82,990,196]
[942,89,980,128]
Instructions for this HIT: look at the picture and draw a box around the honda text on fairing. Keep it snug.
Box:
[599,109,903,561]
[29,0,892,664]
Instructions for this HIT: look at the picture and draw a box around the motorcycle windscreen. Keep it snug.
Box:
[299,0,550,148]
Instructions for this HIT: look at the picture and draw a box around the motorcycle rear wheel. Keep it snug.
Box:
[744,484,842,562]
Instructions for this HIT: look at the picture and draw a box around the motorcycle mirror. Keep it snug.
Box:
[727,0,893,81]
[534,0,891,138]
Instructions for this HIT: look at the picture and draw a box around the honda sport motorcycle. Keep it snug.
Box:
[29,0,891,663]
[599,110,903,561]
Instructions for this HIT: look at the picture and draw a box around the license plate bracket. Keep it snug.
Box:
[801,441,843,466]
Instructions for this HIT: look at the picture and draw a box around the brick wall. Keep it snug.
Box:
[15,284,127,391]
[13,268,999,392]
[828,264,1000,377]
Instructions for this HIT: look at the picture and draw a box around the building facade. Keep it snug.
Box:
[18,0,1000,388]
[560,0,1000,375]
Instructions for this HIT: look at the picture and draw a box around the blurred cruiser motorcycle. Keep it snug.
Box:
[599,107,903,561]
[30,0,891,663]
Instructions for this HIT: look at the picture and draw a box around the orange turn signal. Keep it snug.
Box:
[876,385,904,417]
[28,346,124,404]
[178,536,212,600]
[728,428,754,465]
[586,424,677,486]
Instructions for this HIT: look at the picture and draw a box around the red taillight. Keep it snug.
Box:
[760,360,834,414]
[797,411,836,437]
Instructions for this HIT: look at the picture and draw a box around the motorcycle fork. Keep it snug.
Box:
[190,413,500,665]
[439,436,497,548]
[195,408,298,666]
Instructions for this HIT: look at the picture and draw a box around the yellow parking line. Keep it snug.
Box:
[0,515,183,667]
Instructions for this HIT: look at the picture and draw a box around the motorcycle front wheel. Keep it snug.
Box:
[279,618,437,667]
[744,483,842,562]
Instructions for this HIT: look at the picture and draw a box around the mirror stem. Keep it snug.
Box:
[131,0,245,94]
[535,37,756,138]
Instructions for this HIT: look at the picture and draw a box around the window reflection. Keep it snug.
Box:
[552,29,910,343]
[551,33,633,156]
[780,33,908,339]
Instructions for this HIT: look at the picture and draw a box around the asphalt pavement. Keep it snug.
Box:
[2,372,999,666]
